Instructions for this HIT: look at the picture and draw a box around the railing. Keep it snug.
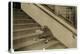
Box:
[35,4,77,35]
[42,5,77,29]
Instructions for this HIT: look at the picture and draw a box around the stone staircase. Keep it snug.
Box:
[13,8,66,51]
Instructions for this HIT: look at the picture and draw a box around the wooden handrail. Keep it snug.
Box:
[35,4,77,36]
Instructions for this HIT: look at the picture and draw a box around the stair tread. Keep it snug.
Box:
[13,28,41,37]
[14,39,45,50]
[13,27,40,32]
[13,12,25,14]
[22,39,59,50]
[13,23,40,30]
[13,32,54,45]
[14,20,35,24]
[47,43,66,49]
[14,19,32,21]
[13,31,43,40]
[13,14,27,17]
[14,23,39,26]
[13,14,31,19]
[13,10,26,15]
[13,16,30,18]
[13,8,22,11]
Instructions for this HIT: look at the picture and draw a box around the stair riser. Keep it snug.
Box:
[16,41,45,51]
[47,43,66,49]
[13,14,30,18]
[13,27,41,36]
[13,20,35,24]
[14,39,45,51]
[13,16,29,20]
[16,37,56,50]
[13,15,31,18]
[13,35,39,45]
[13,12,26,16]
[13,11,26,14]
[13,24,40,30]
[13,29,36,36]
[13,11,24,14]
[13,11,32,19]
[13,33,52,44]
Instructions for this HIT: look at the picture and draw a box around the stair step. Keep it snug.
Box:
[14,19,33,20]
[29,40,59,50]
[14,18,32,20]
[14,38,45,50]
[13,15,30,18]
[13,32,51,45]
[13,23,40,29]
[13,27,41,32]
[13,34,39,45]
[13,27,41,37]
[13,31,43,40]
[13,8,32,19]
[13,11,32,19]
[13,9,26,15]
[13,14,32,19]
[46,43,66,49]
[13,19,36,24]
[13,11,27,15]
[16,37,58,50]
[13,12,25,15]
[13,8,22,12]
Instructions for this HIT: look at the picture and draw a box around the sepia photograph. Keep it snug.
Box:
[9,2,77,51]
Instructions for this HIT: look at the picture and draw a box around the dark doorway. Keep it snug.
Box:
[13,2,21,9]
